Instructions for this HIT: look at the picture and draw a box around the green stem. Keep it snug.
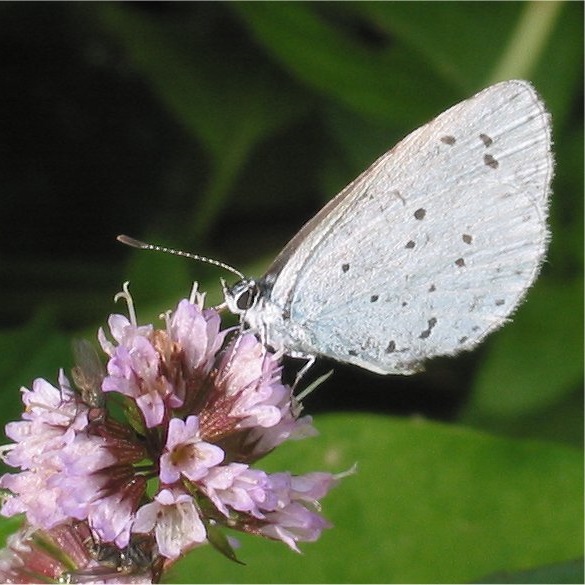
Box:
[487,1,564,83]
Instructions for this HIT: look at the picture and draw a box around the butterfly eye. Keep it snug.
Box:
[235,283,258,311]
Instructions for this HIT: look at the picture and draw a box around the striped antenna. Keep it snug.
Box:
[117,235,245,280]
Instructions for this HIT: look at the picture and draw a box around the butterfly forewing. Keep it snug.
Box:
[257,80,553,374]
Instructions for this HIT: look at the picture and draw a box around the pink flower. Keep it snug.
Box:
[261,502,332,552]
[201,463,271,518]
[2,374,87,471]
[98,313,153,357]
[159,416,224,484]
[89,490,136,548]
[101,328,171,428]
[133,489,206,560]
[1,469,68,529]
[21,371,87,429]
[0,373,117,531]
[274,471,339,504]
[169,299,227,375]
[199,333,316,460]
[0,283,343,578]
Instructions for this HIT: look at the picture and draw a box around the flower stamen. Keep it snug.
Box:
[114,281,138,327]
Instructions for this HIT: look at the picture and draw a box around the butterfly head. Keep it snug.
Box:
[222,277,262,317]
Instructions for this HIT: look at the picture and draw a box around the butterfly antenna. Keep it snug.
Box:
[117,235,245,280]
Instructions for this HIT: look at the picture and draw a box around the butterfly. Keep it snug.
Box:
[122,80,553,377]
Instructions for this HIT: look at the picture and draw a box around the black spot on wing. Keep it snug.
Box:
[419,317,437,340]
[484,154,499,169]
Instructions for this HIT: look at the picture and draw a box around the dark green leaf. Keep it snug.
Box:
[206,520,245,566]
[92,3,309,242]
[475,558,584,584]
[233,2,456,125]
[464,279,583,421]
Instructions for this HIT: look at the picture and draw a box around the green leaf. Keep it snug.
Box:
[165,414,582,583]
[463,279,583,422]
[0,517,24,549]
[206,520,245,566]
[475,558,584,584]
[351,2,524,88]
[232,2,456,126]
[0,312,73,433]
[486,2,564,85]
[549,127,584,273]
[92,3,309,242]
[527,2,584,129]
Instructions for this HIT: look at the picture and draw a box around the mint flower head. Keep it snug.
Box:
[0,283,345,582]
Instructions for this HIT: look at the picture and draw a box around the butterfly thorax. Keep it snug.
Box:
[224,277,315,359]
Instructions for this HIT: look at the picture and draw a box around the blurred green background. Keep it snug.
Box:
[0,2,582,583]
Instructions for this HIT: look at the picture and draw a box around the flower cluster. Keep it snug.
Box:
[0,284,342,582]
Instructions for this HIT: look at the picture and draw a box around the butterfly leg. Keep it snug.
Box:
[292,355,316,391]
[295,367,334,407]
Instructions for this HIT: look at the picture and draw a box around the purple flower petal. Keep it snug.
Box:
[133,489,206,560]
[160,416,224,484]
[169,300,227,375]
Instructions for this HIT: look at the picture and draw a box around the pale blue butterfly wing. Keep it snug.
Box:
[232,80,553,375]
